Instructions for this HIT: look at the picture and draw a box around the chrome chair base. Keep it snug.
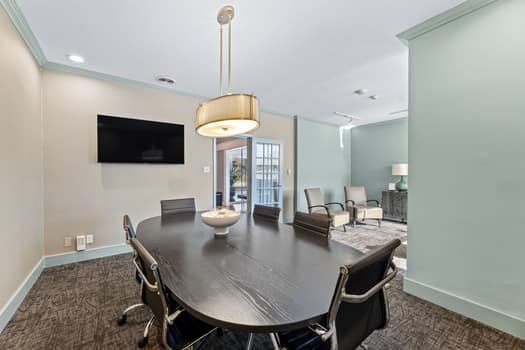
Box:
[117,303,155,348]
[246,333,254,350]
[138,315,156,348]
[117,303,146,325]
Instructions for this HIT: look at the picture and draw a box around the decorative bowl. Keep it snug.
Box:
[201,209,241,237]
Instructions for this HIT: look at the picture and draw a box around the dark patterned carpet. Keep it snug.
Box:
[0,254,523,350]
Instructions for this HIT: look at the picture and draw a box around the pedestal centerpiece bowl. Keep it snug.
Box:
[201,209,241,237]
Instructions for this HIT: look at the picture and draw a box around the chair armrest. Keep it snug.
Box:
[132,259,158,292]
[345,199,355,207]
[308,323,334,342]
[341,263,398,304]
[308,205,331,216]
[166,307,184,325]
[367,200,380,207]
[325,202,345,211]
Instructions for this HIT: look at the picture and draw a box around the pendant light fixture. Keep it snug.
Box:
[196,5,260,138]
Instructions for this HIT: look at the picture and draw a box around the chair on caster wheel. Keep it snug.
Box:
[117,215,157,347]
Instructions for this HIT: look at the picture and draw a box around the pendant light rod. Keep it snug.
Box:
[228,21,232,92]
[219,25,223,96]
[217,5,234,96]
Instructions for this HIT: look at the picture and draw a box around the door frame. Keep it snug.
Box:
[247,137,284,215]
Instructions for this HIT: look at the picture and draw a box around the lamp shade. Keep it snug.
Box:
[392,163,408,176]
[196,93,260,138]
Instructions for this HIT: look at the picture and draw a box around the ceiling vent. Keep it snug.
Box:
[155,76,176,84]
[353,89,368,95]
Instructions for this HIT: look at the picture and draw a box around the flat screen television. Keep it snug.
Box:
[97,115,184,164]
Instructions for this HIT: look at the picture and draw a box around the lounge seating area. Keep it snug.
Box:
[345,186,383,227]
[1,1,524,349]
[305,188,351,231]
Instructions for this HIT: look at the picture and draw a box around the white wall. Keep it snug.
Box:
[41,70,296,254]
[406,0,525,338]
[0,7,44,310]
[42,70,214,255]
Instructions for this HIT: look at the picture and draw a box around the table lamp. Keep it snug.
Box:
[392,163,408,191]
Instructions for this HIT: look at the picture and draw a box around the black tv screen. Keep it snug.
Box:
[97,115,184,164]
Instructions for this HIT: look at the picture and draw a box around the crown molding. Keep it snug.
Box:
[397,0,498,45]
[43,61,212,100]
[0,0,46,65]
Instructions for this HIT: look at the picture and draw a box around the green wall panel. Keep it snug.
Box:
[351,118,408,202]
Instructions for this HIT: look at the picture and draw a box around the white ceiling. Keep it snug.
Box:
[17,0,465,126]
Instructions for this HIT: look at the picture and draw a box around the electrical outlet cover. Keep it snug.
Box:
[64,237,73,248]
[86,234,94,244]
[76,235,86,251]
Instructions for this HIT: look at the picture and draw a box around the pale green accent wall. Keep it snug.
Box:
[407,0,525,338]
[295,118,351,213]
[351,118,408,202]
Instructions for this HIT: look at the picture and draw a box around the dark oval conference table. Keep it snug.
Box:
[137,212,364,339]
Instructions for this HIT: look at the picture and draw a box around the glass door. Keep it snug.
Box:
[248,138,283,215]
[226,146,248,212]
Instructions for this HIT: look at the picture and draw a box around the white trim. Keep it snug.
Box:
[44,243,132,268]
[404,277,525,340]
[397,0,498,45]
[0,0,46,64]
[0,257,45,333]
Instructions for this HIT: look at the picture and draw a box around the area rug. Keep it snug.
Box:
[331,220,408,269]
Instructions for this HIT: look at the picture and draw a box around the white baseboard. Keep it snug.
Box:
[0,243,132,333]
[0,257,45,333]
[44,243,132,268]
[404,277,525,340]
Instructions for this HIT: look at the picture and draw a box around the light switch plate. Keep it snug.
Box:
[203,166,210,173]
[76,235,86,251]
[86,234,94,244]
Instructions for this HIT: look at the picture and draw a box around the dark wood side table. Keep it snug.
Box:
[382,191,407,223]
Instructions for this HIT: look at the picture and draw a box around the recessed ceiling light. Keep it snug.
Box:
[155,76,176,85]
[368,95,378,100]
[67,54,85,63]
[353,89,368,95]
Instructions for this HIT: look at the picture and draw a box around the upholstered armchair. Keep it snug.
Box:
[304,188,350,231]
[344,186,383,227]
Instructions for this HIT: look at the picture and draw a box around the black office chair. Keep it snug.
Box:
[271,239,401,350]
[161,198,196,216]
[129,237,217,349]
[117,215,156,345]
[293,211,332,237]
[253,204,281,223]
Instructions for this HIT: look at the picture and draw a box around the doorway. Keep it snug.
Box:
[215,137,248,212]
[248,138,283,211]
[214,137,283,217]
